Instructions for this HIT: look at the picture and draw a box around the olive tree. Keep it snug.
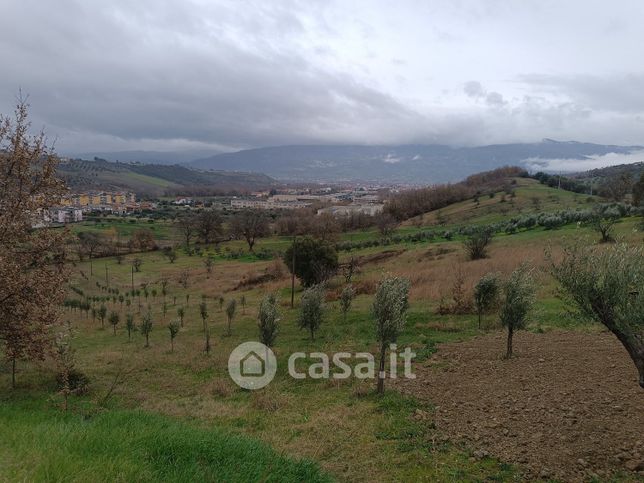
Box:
[339,284,355,322]
[168,321,180,352]
[298,285,325,340]
[473,273,500,329]
[177,306,185,327]
[125,313,136,341]
[589,207,620,243]
[552,244,644,388]
[499,265,535,358]
[108,311,120,335]
[199,300,210,354]
[140,312,153,348]
[258,293,280,347]
[373,276,410,395]
[98,304,107,328]
[225,299,236,336]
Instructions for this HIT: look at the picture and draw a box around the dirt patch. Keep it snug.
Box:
[358,248,406,266]
[397,330,644,481]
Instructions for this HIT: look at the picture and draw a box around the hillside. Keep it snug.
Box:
[58,158,279,196]
[571,161,644,181]
[189,140,643,183]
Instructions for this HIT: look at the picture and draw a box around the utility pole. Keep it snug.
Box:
[290,236,296,308]
[105,264,109,287]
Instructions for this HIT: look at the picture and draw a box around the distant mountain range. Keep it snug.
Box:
[58,159,278,196]
[188,140,643,183]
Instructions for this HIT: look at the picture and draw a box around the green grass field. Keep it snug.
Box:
[0,398,329,482]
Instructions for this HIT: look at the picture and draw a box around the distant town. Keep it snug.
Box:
[47,185,386,225]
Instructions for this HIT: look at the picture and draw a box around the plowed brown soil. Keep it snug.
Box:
[397,330,644,482]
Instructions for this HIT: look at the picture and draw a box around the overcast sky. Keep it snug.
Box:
[1,0,643,154]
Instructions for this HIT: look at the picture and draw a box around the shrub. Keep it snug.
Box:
[56,369,90,396]
[463,227,493,260]
[474,273,500,328]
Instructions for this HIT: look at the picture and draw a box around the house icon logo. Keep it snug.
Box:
[240,350,265,377]
[228,342,277,390]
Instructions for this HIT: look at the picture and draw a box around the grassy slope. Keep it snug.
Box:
[0,398,328,482]
[3,178,642,481]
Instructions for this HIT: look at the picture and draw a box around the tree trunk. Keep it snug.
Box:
[145,334,149,347]
[113,325,116,335]
[171,338,174,353]
[377,343,387,395]
[506,325,514,358]
[610,328,644,389]
[477,309,482,329]
[310,327,315,341]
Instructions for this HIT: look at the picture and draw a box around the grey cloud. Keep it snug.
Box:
[464,81,485,98]
[485,92,505,107]
[519,73,644,113]
[0,0,643,153]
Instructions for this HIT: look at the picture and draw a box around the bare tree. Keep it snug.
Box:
[78,232,103,275]
[131,228,156,251]
[230,210,270,252]
[175,213,197,247]
[600,173,633,201]
[376,213,398,237]
[195,210,222,245]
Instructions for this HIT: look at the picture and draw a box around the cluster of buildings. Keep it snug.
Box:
[230,189,384,217]
[60,191,137,212]
[47,190,140,224]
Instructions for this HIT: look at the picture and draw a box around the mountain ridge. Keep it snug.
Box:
[188,140,643,183]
